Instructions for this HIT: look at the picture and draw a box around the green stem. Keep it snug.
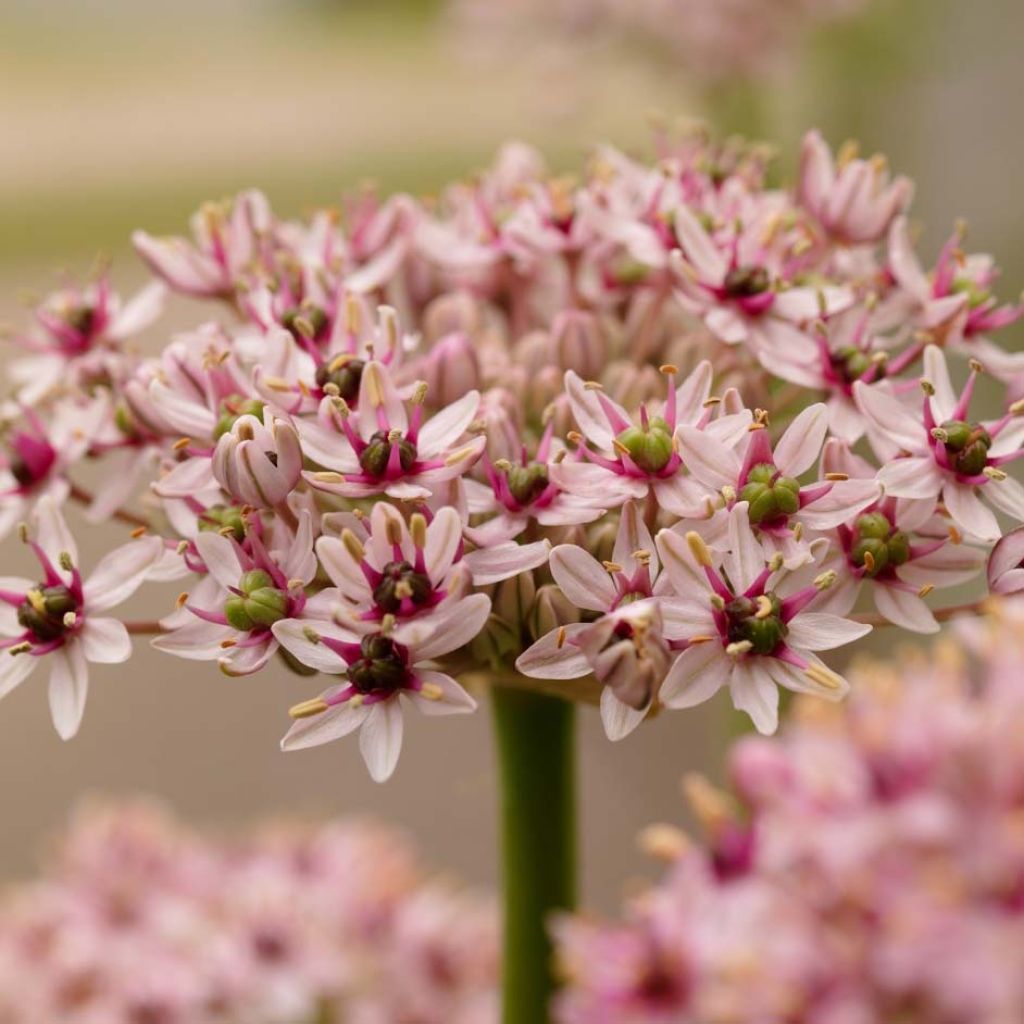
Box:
[492,685,577,1024]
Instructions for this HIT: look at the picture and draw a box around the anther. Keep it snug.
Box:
[685,531,712,567]
[289,697,329,719]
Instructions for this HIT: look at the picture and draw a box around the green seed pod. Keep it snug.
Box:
[887,530,911,566]
[198,505,247,542]
[940,419,973,452]
[506,462,549,506]
[244,586,289,627]
[616,420,674,474]
[956,440,990,477]
[239,569,274,595]
[740,466,800,525]
[855,511,892,540]
[745,614,788,655]
[724,592,787,655]
[224,595,257,632]
[852,536,890,577]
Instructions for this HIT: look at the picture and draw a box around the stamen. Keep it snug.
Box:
[753,595,773,619]
[172,436,192,451]
[918,583,934,598]
[289,697,329,719]
[341,529,365,562]
[302,626,321,644]
[410,513,427,549]
[725,640,753,657]
[556,626,567,649]
[364,363,385,407]
[312,471,346,483]
[805,664,842,690]
[823,472,848,481]
[984,467,1007,481]
[814,571,837,591]
[419,682,444,701]
[685,531,712,567]
[602,561,623,574]
[638,823,689,861]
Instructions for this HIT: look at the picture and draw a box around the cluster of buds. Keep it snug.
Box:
[0,800,498,1023]
[2,127,1023,777]
[553,600,1024,1024]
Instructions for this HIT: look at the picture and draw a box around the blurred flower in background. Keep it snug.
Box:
[553,599,1024,1024]
[0,800,498,1023]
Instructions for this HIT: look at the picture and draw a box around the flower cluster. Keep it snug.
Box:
[449,0,870,83]
[2,128,1022,776]
[0,800,498,1024]
[554,600,1024,1024]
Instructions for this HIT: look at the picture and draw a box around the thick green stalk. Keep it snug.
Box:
[492,685,577,1024]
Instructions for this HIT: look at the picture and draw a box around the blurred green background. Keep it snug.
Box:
[0,0,1021,908]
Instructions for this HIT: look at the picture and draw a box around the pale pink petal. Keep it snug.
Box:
[853,381,927,453]
[564,371,622,451]
[194,532,244,591]
[271,619,354,674]
[85,536,163,613]
[152,620,230,660]
[988,527,1024,591]
[612,501,658,579]
[873,584,938,634]
[660,643,729,709]
[515,624,591,679]
[898,543,985,588]
[774,403,828,478]
[785,612,871,650]
[943,481,1000,542]
[425,507,464,580]
[0,651,38,702]
[149,380,218,438]
[549,546,616,612]
[678,425,740,489]
[728,660,779,735]
[32,496,77,573]
[152,456,216,499]
[281,699,368,751]
[48,643,89,741]
[81,617,132,664]
[412,593,491,660]
[923,345,957,424]
[983,476,1024,522]
[725,504,764,595]
[673,206,727,284]
[417,391,481,458]
[464,540,551,586]
[407,670,477,716]
[600,687,647,742]
[888,216,931,301]
[108,281,166,338]
[359,700,404,783]
[673,361,713,425]
[877,457,942,500]
[798,478,881,530]
[704,306,748,344]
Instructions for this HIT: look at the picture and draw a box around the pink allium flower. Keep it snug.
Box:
[554,604,1024,1022]
[0,498,162,738]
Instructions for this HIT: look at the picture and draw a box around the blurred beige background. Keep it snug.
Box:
[1,0,1022,910]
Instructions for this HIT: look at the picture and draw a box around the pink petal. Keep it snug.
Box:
[550,546,616,612]
[660,643,728,709]
[281,700,368,751]
[942,481,999,542]
[81,617,132,664]
[785,612,871,650]
[417,390,481,458]
[516,624,591,679]
[408,670,477,717]
[874,584,938,634]
[775,403,828,478]
[48,643,89,741]
[86,536,163,613]
[599,688,647,742]
[359,700,404,783]
[728,660,779,735]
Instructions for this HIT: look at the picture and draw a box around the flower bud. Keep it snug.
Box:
[530,584,581,641]
[494,570,537,633]
[551,310,607,378]
[212,414,302,508]
[422,332,482,408]
[423,290,483,345]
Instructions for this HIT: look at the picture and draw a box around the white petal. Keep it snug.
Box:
[873,585,938,633]
[0,651,38,702]
[673,361,713,425]
[923,345,957,423]
[152,620,231,660]
[271,618,353,674]
[550,546,616,612]
[281,700,368,751]
[85,536,163,613]
[417,391,480,458]
[785,612,871,650]
[48,643,89,741]
[853,381,927,454]
[943,482,1000,542]
[728,660,779,735]
[677,425,740,489]
[464,539,551,586]
[32,496,77,575]
[194,532,244,591]
[425,507,464,580]
[774,403,828,478]
[798,479,881,530]
[359,700,404,783]
[412,594,491,660]
[81,617,132,664]
[515,625,591,679]
[673,206,726,283]
[983,476,1024,522]
[408,670,477,717]
[600,687,648,741]
[724,504,764,595]
[660,643,729,709]
[877,457,942,500]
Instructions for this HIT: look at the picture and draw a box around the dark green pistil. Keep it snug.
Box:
[724,592,787,656]
[830,345,878,384]
[223,569,289,632]
[315,358,365,402]
[66,305,96,336]
[282,304,328,341]
[17,585,79,642]
[739,463,801,526]
[940,419,991,477]
[850,512,910,578]
[506,463,549,505]
[723,265,770,299]
[348,635,409,694]
[359,430,417,479]
[372,560,433,613]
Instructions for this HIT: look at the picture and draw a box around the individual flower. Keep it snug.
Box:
[0,498,162,738]
[654,505,870,733]
[798,130,913,245]
[856,345,1024,541]
[551,363,751,516]
[152,511,317,677]
[211,409,302,509]
[301,361,485,500]
[276,595,490,781]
